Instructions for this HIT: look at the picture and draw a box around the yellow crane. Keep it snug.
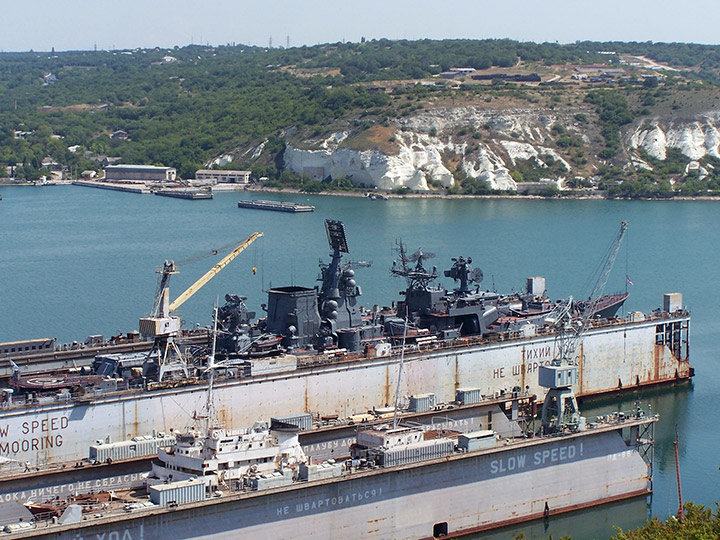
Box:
[139,232,263,381]
[169,232,263,312]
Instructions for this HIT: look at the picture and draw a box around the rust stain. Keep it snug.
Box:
[304,380,309,412]
[454,355,459,391]
[132,401,139,437]
[578,342,584,395]
[654,344,661,381]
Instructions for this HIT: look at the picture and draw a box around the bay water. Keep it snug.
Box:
[0,185,718,538]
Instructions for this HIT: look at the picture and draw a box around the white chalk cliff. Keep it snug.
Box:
[629,114,720,161]
[238,106,720,192]
[284,106,579,191]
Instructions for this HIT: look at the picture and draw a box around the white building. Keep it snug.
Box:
[195,169,251,184]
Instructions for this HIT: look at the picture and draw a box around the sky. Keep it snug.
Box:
[3,0,720,53]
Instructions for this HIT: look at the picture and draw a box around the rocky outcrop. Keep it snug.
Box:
[244,105,720,192]
[629,114,720,160]
[283,106,580,191]
[284,143,437,191]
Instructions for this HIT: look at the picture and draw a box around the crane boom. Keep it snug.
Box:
[168,232,263,312]
[540,221,628,432]
[558,220,628,363]
[584,221,628,322]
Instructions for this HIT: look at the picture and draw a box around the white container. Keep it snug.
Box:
[456,388,483,406]
[149,478,205,506]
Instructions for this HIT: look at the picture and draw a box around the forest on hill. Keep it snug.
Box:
[2,39,720,196]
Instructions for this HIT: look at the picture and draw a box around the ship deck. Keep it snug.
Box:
[2,413,656,539]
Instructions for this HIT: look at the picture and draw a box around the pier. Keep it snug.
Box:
[72,181,149,194]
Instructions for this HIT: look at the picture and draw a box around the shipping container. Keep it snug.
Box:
[89,434,176,462]
[243,355,298,376]
[380,438,454,467]
[408,393,436,413]
[456,388,483,406]
[149,478,205,506]
[251,469,293,490]
[664,293,683,312]
[300,461,344,481]
[271,413,313,432]
[458,430,497,452]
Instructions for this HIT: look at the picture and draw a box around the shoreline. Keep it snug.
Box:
[239,185,720,202]
[2,180,719,201]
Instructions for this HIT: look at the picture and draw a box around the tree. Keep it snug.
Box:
[611,503,720,539]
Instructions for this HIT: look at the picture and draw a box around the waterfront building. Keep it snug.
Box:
[104,164,176,182]
[195,169,251,184]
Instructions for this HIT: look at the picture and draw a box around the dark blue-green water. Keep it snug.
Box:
[1,185,718,538]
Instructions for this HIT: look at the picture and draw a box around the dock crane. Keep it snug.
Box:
[139,232,263,381]
[540,221,628,432]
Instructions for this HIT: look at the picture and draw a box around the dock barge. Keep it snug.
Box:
[155,189,213,200]
[237,200,315,212]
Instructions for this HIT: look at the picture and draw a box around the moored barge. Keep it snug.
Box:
[237,199,315,212]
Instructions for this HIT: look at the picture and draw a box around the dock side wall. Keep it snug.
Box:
[25,430,649,540]
[0,318,686,466]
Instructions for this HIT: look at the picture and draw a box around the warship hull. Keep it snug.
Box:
[0,313,688,468]
[6,425,652,540]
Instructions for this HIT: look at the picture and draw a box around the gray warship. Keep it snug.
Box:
[211,220,628,358]
[0,220,689,473]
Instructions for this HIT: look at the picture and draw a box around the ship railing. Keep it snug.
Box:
[0,456,88,478]
[29,500,106,529]
[585,409,658,429]
[288,308,691,370]
[537,409,658,442]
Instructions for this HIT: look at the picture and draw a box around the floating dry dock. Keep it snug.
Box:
[237,199,315,212]
[0,406,657,540]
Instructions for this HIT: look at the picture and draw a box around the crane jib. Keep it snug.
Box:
[168,232,263,312]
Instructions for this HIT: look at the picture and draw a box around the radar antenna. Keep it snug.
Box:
[391,240,437,290]
[444,256,482,294]
[319,220,360,301]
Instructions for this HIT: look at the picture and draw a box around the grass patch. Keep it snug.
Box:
[342,125,399,154]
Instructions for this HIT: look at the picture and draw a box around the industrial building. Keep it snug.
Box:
[104,165,176,182]
[195,169,251,184]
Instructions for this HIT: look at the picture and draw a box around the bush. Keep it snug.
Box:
[610,502,720,539]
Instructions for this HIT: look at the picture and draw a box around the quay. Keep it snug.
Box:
[71,181,149,194]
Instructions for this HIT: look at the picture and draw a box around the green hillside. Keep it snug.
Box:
[2,39,720,196]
